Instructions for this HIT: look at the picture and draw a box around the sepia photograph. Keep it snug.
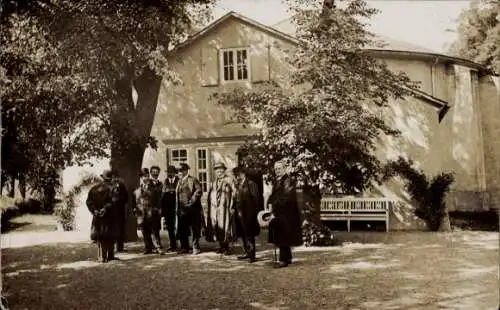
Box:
[1,0,499,309]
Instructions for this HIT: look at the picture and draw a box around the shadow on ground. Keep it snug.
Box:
[2,231,498,310]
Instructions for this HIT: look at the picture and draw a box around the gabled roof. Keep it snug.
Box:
[174,11,299,52]
[174,11,493,75]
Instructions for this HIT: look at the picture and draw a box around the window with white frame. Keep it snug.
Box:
[170,149,188,166]
[221,48,249,82]
[196,149,209,192]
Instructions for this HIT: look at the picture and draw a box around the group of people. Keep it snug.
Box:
[86,160,302,268]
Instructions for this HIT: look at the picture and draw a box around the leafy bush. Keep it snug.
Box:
[54,175,101,231]
[384,157,455,231]
[302,221,339,246]
[1,198,20,233]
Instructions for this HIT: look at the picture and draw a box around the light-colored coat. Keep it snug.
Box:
[205,175,234,243]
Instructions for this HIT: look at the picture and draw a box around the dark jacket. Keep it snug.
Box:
[268,175,302,247]
[161,176,178,220]
[176,175,202,214]
[233,178,262,238]
[135,178,162,226]
[86,181,119,242]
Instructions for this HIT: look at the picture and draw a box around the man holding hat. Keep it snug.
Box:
[86,170,120,263]
[161,165,179,251]
[176,163,203,254]
[206,162,235,255]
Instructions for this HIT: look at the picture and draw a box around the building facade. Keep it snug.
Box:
[143,12,500,225]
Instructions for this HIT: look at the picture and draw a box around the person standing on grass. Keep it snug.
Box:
[135,168,165,255]
[112,170,129,253]
[176,163,203,255]
[149,165,164,248]
[268,160,303,268]
[205,162,235,255]
[161,165,179,252]
[232,166,262,263]
[86,170,119,263]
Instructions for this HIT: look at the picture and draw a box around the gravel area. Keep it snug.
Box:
[1,231,498,310]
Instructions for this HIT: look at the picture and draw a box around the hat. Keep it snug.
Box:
[257,210,273,228]
[101,170,113,180]
[167,165,177,174]
[213,162,227,170]
[179,163,190,171]
[140,168,150,177]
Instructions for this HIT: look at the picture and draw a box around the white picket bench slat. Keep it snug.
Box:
[320,197,393,232]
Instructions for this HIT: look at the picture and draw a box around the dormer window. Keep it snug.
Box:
[221,48,249,82]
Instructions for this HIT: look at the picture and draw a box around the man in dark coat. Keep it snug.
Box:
[161,165,179,252]
[149,165,164,248]
[268,160,302,268]
[176,163,203,255]
[112,171,129,253]
[135,168,164,255]
[86,170,119,263]
[233,166,262,263]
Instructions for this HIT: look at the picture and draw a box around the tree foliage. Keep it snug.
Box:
[383,157,455,231]
[450,0,500,74]
[1,0,214,198]
[215,0,417,195]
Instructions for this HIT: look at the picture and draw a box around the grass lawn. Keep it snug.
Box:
[1,227,498,310]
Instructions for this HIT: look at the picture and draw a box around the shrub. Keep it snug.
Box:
[54,174,101,231]
[384,157,455,231]
[302,221,339,246]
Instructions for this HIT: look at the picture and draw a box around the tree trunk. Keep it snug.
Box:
[111,150,144,242]
[110,68,163,242]
[8,177,15,198]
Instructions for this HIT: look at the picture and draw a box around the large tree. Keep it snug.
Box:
[1,0,214,235]
[215,0,417,224]
[449,0,500,74]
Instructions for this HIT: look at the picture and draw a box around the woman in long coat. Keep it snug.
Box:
[268,161,302,268]
[205,162,234,254]
[232,166,263,262]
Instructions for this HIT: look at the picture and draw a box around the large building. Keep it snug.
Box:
[143,12,499,229]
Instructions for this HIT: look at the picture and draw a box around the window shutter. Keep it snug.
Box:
[251,45,270,83]
[206,148,212,186]
[165,148,170,167]
[201,47,219,86]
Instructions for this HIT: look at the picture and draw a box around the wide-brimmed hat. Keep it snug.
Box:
[101,170,113,180]
[179,163,190,171]
[213,162,227,171]
[257,210,273,228]
[167,165,177,174]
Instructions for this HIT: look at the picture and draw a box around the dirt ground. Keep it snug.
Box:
[1,228,498,310]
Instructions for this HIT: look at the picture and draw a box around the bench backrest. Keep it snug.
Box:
[320,198,393,213]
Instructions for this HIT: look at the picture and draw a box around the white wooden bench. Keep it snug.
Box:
[320,197,393,232]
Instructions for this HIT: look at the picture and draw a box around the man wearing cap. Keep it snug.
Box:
[161,165,179,251]
[206,162,235,255]
[232,166,262,262]
[176,163,203,254]
[86,170,119,263]
[135,168,164,255]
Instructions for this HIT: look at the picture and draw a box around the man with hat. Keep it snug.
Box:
[111,170,129,253]
[206,162,235,255]
[232,166,262,262]
[176,163,203,254]
[135,168,164,255]
[86,170,120,263]
[161,165,179,251]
